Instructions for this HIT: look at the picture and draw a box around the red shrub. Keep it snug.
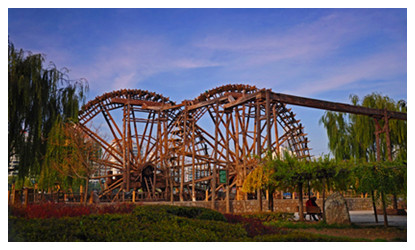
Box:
[224,213,280,237]
[9,202,136,219]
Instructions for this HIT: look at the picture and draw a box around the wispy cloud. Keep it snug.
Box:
[194,12,368,67]
[191,10,406,96]
[288,45,406,96]
[69,37,220,95]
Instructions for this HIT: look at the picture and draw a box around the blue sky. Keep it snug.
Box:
[8,8,407,156]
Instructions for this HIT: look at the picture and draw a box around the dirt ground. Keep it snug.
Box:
[296,227,407,241]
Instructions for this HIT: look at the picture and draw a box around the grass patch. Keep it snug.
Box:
[266,220,357,229]
[9,205,247,241]
[9,204,389,242]
[254,231,369,242]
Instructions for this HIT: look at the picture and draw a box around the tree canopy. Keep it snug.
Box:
[8,41,88,179]
[319,93,406,161]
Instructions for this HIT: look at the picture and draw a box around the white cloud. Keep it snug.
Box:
[70,37,221,95]
[289,46,406,96]
[193,11,367,68]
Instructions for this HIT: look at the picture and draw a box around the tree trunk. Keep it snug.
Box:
[298,182,304,222]
[381,192,389,227]
[257,188,262,212]
[371,190,378,223]
[392,194,398,209]
[322,185,326,222]
[268,189,274,212]
[84,178,89,205]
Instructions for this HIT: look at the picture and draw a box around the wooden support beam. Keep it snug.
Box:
[223,92,261,109]
[269,92,406,120]
[188,96,229,111]
[111,98,164,107]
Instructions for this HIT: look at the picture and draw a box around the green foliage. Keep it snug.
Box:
[352,160,406,199]
[8,41,88,179]
[39,119,101,191]
[266,220,355,229]
[9,205,247,242]
[133,205,226,222]
[240,212,295,222]
[241,162,269,193]
[253,231,368,242]
[242,150,406,208]
[320,93,406,162]
[9,204,399,242]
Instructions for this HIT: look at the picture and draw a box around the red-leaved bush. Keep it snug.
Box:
[224,213,280,237]
[9,202,136,219]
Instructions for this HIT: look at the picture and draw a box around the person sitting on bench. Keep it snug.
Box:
[305,197,321,221]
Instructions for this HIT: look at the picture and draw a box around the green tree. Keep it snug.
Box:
[39,119,101,203]
[8,41,88,179]
[320,93,406,226]
[241,154,276,211]
[352,159,406,227]
[320,93,406,161]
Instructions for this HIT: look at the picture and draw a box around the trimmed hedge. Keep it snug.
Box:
[8,204,377,242]
[133,205,226,222]
[9,205,247,241]
[9,203,136,218]
[239,212,294,222]
[253,231,367,242]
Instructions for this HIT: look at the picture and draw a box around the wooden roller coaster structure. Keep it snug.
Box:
[78,84,310,205]
[77,84,406,207]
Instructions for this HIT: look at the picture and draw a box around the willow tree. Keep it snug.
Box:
[320,93,406,161]
[8,41,88,179]
[39,119,101,203]
[320,93,406,220]
[352,160,406,227]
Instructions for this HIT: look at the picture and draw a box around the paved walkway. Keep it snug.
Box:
[349,210,407,228]
[294,210,407,228]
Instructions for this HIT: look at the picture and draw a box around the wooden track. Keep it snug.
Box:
[78,84,312,202]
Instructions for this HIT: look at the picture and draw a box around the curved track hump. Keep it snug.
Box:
[78,85,311,202]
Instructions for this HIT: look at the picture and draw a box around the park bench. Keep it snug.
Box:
[297,206,323,221]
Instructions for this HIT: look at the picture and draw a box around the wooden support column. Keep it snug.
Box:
[374,118,388,227]
[80,185,84,203]
[23,188,28,207]
[11,184,15,205]
[266,90,272,150]
[383,109,398,210]
[191,117,196,202]
[180,106,188,202]
[256,99,262,212]
[212,104,219,209]
[266,90,274,211]
[235,108,241,200]
[256,100,262,157]
[225,111,231,213]
[153,111,161,199]
[383,109,392,162]
[126,102,132,192]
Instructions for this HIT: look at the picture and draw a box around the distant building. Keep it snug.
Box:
[8,154,19,177]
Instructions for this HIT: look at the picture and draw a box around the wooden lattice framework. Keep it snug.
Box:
[78,85,311,206]
[78,84,406,209]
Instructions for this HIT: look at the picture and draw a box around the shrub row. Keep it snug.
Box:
[8,204,373,242]
[224,213,282,237]
[9,205,247,241]
[239,212,295,222]
[134,205,226,222]
[253,231,367,242]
